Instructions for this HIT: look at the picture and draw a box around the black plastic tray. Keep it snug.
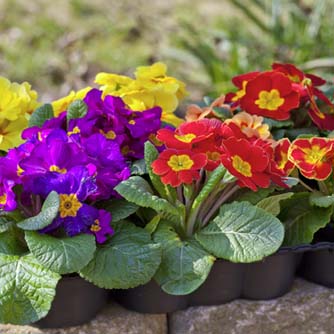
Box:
[113,247,303,314]
[36,275,109,328]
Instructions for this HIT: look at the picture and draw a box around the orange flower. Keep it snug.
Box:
[288,137,334,180]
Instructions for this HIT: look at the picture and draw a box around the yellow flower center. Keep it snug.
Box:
[232,155,252,177]
[68,126,80,136]
[207,151,221,161]
[255,89,284,110]
[278,151,288,170]
[100,129,116,140]
[303,146,327,165]
[49,165,67,174]
[167,154,194,172]
[129,120,136,125]
[174,133,196,143]
[232,81,248,102]
[0,194,7,205]
[90,219,101,232]
[59,194,82,218]
[17,165,24,176]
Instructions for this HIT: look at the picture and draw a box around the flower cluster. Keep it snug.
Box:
[226,63,334,129]
[0,76,39,151]
[152,113,288,191]
[0,88,162,243]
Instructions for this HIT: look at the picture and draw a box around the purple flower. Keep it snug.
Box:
[0,179,16,211]
[88,209,113,243]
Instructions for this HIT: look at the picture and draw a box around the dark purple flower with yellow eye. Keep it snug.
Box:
[88,209,113,243]
[0,178,16,211]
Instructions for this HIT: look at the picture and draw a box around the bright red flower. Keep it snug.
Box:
[274,138,295,175]
[220,137,284,191]
[156,119,222,150]
[151,149,207,187]
[288,137,334,180]
[239,71,300,120]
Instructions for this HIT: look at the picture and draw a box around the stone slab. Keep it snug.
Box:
[169,279,334,334]
[0,303,167,334]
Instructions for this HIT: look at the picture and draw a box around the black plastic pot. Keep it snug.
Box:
[298,226,334,288]
[114,247,302,314]
[36,275,109,328]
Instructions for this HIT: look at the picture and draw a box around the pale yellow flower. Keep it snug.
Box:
[0,116,28,151]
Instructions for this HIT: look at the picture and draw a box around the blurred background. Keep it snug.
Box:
[1,0,334,102]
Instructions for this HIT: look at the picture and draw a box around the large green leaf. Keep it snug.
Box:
[80,222,161,289]
[0,229,26,255]
[144,141,169,199]
[309,191,334,208]
[66,99,87,123]
[154,222,215,295]
[28,103,54,127]
[192,165,226,210]
[257,192,293,216]
[196,201,284,263]
[279,192,333,246]
[17,191,60,231]
[0,254,60,325]
[103,199,138,222]
[115,176,180,217]
[25,232,96,274]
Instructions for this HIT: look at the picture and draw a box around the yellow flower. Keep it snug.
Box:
[95,62,187,126]
[0,116,28,151]
[52,87,92,117]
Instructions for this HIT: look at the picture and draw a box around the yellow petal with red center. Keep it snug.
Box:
[232,155,252,177]
[167,154,194,172]
[255,89,284,110]
[174,133,196,143]
[59,194,82,218]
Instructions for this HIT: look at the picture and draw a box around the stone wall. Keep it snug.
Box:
[1,279,334,334]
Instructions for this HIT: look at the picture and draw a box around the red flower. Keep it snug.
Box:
[156,119,222,150]
[151,149,207,187]
[274,138,295,175]
[288,137,334,180]
[221,137,287,191]
[239,71,300,120]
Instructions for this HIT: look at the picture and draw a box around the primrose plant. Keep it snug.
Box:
[116,114,291,295]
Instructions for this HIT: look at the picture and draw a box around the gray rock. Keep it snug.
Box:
[169,279,334,334]
[0,303,167,334]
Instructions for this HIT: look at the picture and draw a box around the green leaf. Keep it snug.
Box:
[25,232,96,274]
[257,192,293,216]
[131,159,147,175]
[279,192,333,246]
[0,229,26,255]
[17,191,60,231]
[154,222,215,295]
[144,141,169,199]
[196,202,284,263]
[192,165,226,210]
[263,117,294,129]
[115,176,180,217]
[310,191,334,208]
[80,222,161,289]
[104,199,138,222]
[236,187,276,204]
[145,215,161,234]
[28,103,54,127]
[66,99,88,123]
[0,254,60,325]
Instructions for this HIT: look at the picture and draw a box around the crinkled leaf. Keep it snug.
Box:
[196,201,284,263]
[67,99,87,123]
[131,159,147,175]
[154,222,215,295]
[104,199,138,222]
[0,254,60,325]
[25,232,96,274]
[257,192,293,216]
[144,141,169,199]
[192,165,226,210]
[28,103,54,128]
[310,191,334,208]
[17,192,60,231]
[279,192,332,246]
[80,222,161,289]
[115,176,180,217]
[0,229,26,255]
